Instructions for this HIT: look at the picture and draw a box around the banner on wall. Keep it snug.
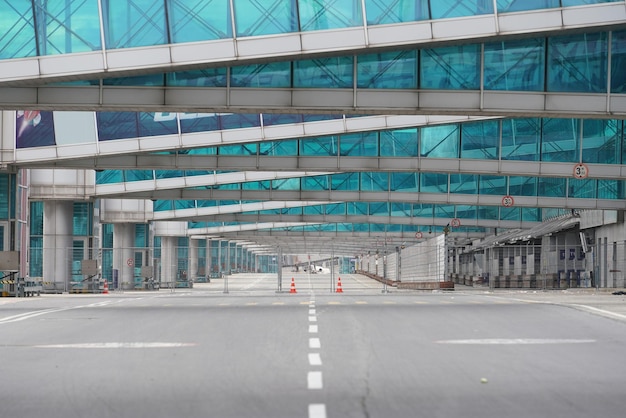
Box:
[16,111,56,148]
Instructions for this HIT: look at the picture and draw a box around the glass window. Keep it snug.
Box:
[340,132,378,156]
[302,175,330,190]
[461,120,499,159]
[262,114,304,126]
[234,0,297,36]
[450,174,478,194]
[380,128,417,157]
[361,172,389,191]
[420,173,448,193]
[369,202,389,216]
[479,175,507,195]
[299,0,363,31]
[272,178,300,190]
[547,32,607,93]
[138,112,179,137]
[168,68,227,87]
[582,119,621,164]
[294,57,354,88]
[413,204,434,218]
[168,0,231,42]
[73,202,92,236]
[365,0,429,24]
[597,179,624,200]
[30,201,44,236]
[102,0,167,49]
[538,177,566,197]
[103,74,165,86]
[541,118,580,162]
[430,0,493,19]
[420,44,481,90]
[501,118,541,161]
[508,177,538,196]
[97,112,139,141]
[231,62,291,88]
[34,0,102,55]
[357,50,417,89]
[420,125,460,158]
[300,136,338,156]
[496,0,559,13]
[0,0,36,58]
[484,38,545,91]
[331,173,359,190]
[562,0,621,5]
[219,114,261,129]
[568,178,597,199]
[611,30,626,94]
[260,139,298,156]
[390,173,418,192]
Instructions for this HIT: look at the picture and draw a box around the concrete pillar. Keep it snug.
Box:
[160,236,177,286]
[43,201,73,291]
[113,223,135,290]
[189,239,199,281]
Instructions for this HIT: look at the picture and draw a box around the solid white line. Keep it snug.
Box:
[436,338,596,345]
[309,338,321,349]
[308,352,322,366]
[308,316,317,322]
[309,325,318,333]
[34,342,197,349]
[309,403,327,418]
[307,371,323,389]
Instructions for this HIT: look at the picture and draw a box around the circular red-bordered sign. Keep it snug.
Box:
[450,218,461,228]
[415,232,423,239]
[126,258,134,267]
[573,163,589,179]
[502,195,515,207]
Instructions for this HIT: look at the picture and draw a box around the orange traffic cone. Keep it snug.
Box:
[103,280,109,294]
[335,277,343,293]
[289,277,297,294]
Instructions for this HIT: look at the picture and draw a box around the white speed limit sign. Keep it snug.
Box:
[573,163,589,179]
[501,195,514,207]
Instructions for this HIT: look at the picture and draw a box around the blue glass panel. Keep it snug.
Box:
[138,112,179,137]
[302,175,329,190]
[430,0,493,19]
[347,202,368,215]
[508,177,537,196]
[456,205,476,219]
[219,114,261,129]
[326,203,345,215]
[420,44,481,90]
[380,128,417,157]
[413,204,434,218]
[461,120,499,159]
[541,118,580,162]
[568,178,596,199]
[340,132,378,156]
[390,202,412,217]
[234,0,298,36]
[0,1,36,58]
[538,177,566,197]
[547,32,607,93]
[501,118,541,161]
[73,202,92,236]
[390,173,418,192]
[597,179,624,200]
[294,57,354,88]
[484,38,545,91]
[180,113,221,133]
[260,139,298,156]
[434,205,455,218]
[125,171,153,181]
[369,202,389,216]
[103,74,165,86]
[581,119,621,164]
[34,0,102,55]
[420,173,448,193]
[168,0,231,42]
[262,114,304,126]
[562,0,621,5]
[30,201,44,235]
[365,0,429,24]
[300,136,338,156]
[303,114,345,122]
[521,207,540,222]
[331,173,359,190]
[479,175,507,195]
[272,178,300,190]
[97,112,139,140]
[102,0,167,48]
[16,111,56,148]
[499,206,521,221]
[450,174,477,194]
[231,62,291,87]
[299,0,362,31]
[242,181,270,190]
[477,206,498,220]
[420,125,460,158]
[168,68,227,87]
[96,170,123,184]
[219,143,257,155]
[611,30,626,93]
[361,172,389,191]
[496,0,559,13]
[357,50,417,89]
[304,205,324,215]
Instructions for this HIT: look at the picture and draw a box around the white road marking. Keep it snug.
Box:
[436,338,596,345]
[309,316,317,322]
[307,371,323,389]
[309,325,318,333]
[309,338,321,349]
[308,353,322,366]
[309,309,316,315]
[309,403,327,418]
[34,342,197,349]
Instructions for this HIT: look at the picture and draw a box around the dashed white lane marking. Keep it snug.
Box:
[309,316,317,322]
[309,403,327,418]
[307,371,323,389]
[308,353,322,366]
[309,309,316,315]
[309,325,318,333]
[436,338,596,345]
[309,338,321,349]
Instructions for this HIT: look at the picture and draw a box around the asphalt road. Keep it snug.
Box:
[1,273,625,418]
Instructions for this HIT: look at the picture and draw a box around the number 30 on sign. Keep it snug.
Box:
[573,163,589,179]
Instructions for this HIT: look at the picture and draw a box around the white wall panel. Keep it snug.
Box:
[237,34,302,58]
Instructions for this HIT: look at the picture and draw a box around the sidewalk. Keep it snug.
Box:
[461,286,626,322]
